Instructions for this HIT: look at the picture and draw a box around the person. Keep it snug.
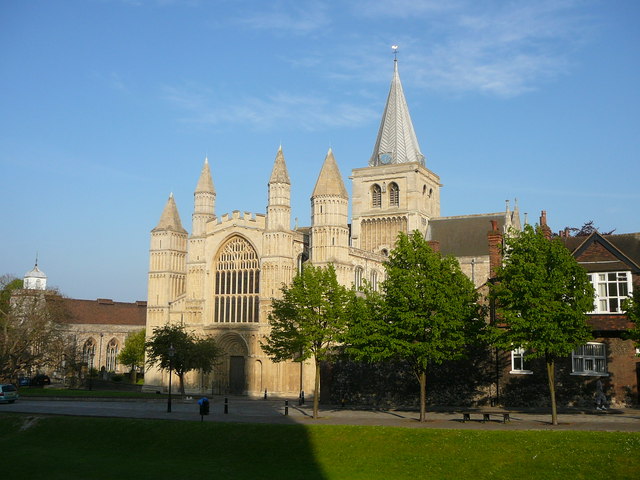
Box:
[594,379,607,411]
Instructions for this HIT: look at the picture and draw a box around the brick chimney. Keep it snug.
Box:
[427,240,440,253]
[488,220,503,278]
[539,210,552,239]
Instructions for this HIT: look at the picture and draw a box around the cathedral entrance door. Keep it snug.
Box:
[229,356,245,394]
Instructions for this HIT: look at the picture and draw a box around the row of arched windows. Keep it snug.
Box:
[82,338,120,371]
[354,267,380,292]
[371,182,400,208]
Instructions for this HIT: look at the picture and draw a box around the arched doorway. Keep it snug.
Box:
[217,333,249,395]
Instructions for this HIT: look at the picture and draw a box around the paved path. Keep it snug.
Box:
[2,397,640,432]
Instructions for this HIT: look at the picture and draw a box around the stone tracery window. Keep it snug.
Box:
[83,339,95,365]
[371,184,382,208]
[389,182,399,207]
[214,236,260,323]
[106,338,119,372]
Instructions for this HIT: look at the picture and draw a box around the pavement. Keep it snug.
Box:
[3,396,640,431]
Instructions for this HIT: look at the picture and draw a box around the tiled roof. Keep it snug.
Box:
[57,297,147,326]
[427,213,507,257]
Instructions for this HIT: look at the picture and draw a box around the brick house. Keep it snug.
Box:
[492,216,640,407]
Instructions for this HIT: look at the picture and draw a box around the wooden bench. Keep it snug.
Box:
[461,411,511,423]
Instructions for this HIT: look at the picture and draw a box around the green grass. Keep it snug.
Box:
[0,414,638,479]
[17,387,162,399]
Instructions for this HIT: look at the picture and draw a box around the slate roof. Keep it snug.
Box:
[427,213,507,257]
[560,232,640,272]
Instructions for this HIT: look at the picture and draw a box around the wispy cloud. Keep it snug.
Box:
[162,83,378,131]
[338,0,592,97]
[234,0,330,35]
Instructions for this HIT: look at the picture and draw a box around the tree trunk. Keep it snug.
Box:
[313,359,320,419]
[178,373,185,397]
[545,355,558,426]
[419,370,427,422]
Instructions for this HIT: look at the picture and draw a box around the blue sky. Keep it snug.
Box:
[1,0,638,302]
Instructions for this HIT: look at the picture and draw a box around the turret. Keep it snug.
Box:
[310,149,350,279]
[266,146,291,232]
[148,193,187,311]
[192,157,216,236]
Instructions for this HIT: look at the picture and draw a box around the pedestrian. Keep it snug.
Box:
[594,379,607,411]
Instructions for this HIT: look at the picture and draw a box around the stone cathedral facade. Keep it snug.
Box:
[144,60,520,396]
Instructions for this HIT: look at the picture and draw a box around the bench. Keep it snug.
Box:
[461,411,511,423]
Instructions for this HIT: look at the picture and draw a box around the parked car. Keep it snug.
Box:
[0,384,19,403]
[31,374,51,386]
[18,377,30,386]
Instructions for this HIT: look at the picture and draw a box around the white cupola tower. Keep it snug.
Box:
[24,259,47,290]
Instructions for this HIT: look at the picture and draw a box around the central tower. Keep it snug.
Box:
[350,57,441,254]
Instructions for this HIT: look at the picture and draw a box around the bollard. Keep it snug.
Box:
[264,389,267,400]
[284,400,289,416]
[224,397,228,414]
[301,390,305,405]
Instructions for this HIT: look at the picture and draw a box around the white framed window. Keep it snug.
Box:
[510,347,532,374]
[572,342,608,375]
[588,271,632,313]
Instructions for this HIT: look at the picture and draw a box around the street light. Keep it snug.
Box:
[167,344,175,413]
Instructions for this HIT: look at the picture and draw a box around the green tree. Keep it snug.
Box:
[623,289,640,352]
[146,324,222,396]
[117,329,146,382]
[489,224,594,425]
[346,232,483,422]
[262,264,352,419]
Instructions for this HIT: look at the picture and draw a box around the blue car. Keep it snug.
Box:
[0,384,19,403]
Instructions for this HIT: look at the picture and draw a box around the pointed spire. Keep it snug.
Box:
[369,58,425,167]
[269,146,290,184]
[195,157,215,194]
[312,148,348,198]
[153,194,186,233]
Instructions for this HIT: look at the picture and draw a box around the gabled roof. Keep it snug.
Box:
[195,157,215,194]
[312,148,348,198]
[427,212,509,257]
[152,193,187,233]
[59,297,147,326]
[269,146,290,184]
[369,59,425,167]
[561,232,640,273]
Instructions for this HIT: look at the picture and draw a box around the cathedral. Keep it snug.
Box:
[144,59,520,397]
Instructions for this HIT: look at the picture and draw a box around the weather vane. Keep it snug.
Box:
[392,45,399,60]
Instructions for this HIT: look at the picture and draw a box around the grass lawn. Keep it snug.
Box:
[0,414,637,480]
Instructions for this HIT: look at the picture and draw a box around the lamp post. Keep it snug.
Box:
[167,344,175,413]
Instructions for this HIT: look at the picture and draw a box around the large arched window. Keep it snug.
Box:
[371,184,382,208]
[389,182,399,207]
[106,338,119,372]
[214,236,260,323]
[83,339,96,366]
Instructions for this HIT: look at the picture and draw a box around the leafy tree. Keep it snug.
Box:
[489,224,594,425]
[561,220,615,237]
[623,289,640,352]
[262,264,352,419]
[0,276,69,383]
[117,329,146,382]
[146,324,222,396]
[346,232,483,422]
